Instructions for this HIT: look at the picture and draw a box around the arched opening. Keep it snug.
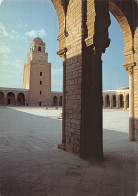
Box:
[126,94,129,109]
[109,2,133,55]
[102,2,131,141]
[7,92,15,105]
[105,95,110,107]
[59,96,62,106]
[53,96,58,106]
[0,92,4,105]
[17,93,25,106]
[38,46,41,52]
[119,94,124,108]
[112,95,116,107]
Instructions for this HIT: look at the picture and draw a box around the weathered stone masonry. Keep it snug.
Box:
[52,0,138,160]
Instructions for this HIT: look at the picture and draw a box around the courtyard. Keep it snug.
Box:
[0,107,137,196]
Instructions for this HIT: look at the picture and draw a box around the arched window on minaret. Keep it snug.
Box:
[38,46,41,52]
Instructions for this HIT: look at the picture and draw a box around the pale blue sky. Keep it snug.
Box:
[0,0,128,91]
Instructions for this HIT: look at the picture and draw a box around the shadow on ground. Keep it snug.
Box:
[0,107,137,196]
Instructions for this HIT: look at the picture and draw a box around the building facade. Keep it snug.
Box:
[103,87,129,110]
[0,37,62,106]
[0,37,130,109]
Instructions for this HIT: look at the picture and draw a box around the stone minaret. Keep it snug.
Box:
[23,37,51,106]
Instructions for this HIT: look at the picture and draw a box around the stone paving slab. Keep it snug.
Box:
[0,107,137,196]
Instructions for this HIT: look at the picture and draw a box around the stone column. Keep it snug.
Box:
[103,96,105,108]
[58,48,67,150]
[124,96,127,110]
[4,96,6,106]
[124,63,135,140]
[110,95,112,109]
[15,95,18,106]
[116,97,119,109]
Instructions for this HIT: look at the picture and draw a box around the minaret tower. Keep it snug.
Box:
[23,37,51,106]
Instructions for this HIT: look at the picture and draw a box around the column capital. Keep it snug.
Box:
[124,62,136,75]
[85,36,94,48]
[57,48,67,60]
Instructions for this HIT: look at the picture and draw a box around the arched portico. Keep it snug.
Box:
[105,95,110,107]
[53,96,58,106]
[52,0,137,160]
[111,95,116,108]
[17,93,25,106]
[7,92,15,105]
[109,1,136,140]
[119,94,124,108]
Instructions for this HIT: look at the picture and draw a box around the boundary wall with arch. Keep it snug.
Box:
[103,88,129,110]
[52,0,138,160]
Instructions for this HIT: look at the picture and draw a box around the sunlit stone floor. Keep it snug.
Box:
[0,107,137,196]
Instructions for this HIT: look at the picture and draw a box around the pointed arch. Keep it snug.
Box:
[109,1,133,56]
[51,0,67,50]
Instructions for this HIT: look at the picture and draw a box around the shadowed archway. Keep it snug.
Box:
[119,94,124,108]
[112,95,116,108]
[53,96,58,106]
[105,95,110,107]
[7,92,15,105]
[59,96,62,106]
[17,93,25,106]
[0,92,4,105]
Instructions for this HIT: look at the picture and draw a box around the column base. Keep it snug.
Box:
[129,138,136,141]
[58,143,66,151]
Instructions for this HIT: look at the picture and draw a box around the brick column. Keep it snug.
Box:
[81,0,110,160]
[81,48,103,160]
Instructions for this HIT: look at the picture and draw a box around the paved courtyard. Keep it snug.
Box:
[0,107,137,196]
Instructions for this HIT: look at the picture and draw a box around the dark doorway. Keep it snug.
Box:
[112,95,116,107]
[119,94,124,108]
[0,92,4,105]
[53,96,58,106]
[7,92,15,105]
[8,99,10,105]
[17,93,25,105]
[59,96,62,106]
[105,95,110,107]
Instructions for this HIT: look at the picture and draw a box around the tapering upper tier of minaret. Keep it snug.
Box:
[27,37,48,63]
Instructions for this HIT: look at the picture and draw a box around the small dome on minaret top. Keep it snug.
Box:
[33,37,43,42]
[27,37,47,63]
[30,37,46,54]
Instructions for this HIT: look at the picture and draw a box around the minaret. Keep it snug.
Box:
[23,37,51,106]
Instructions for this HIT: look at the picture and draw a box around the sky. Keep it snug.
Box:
[0,0,128,91]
